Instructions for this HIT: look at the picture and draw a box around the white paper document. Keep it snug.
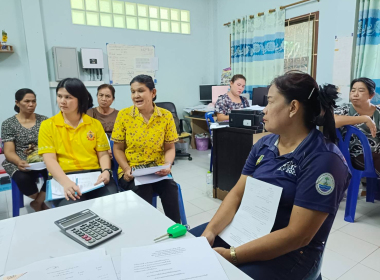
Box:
[2,249,117,280]
[132,164,170,177]
[0,219,16,276]
[49,171,105,200]
[25,162,46,171]
[134,174,171,186]
[121,237,229,280]
[219,177,282,247]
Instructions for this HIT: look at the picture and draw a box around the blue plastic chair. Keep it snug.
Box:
[11,179,24,217]
[11,172,46,217]
[205,112,215,172]
[152,184,189,229]
[110,140,188,228]
[336,126,378,222]
[110,140,120,189]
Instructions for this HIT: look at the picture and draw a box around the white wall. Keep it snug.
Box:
[1,0,359,132]
[0,0,31,126]
[212,0,358,86]
[39,0,214,115]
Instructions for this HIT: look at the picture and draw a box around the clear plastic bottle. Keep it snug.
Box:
[206,171,213,198]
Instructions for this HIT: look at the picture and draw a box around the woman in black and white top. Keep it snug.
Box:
[1,88,48,212]
[334,77,380,176]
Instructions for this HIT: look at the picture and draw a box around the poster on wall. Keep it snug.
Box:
[106,44,156,85]
[333,35,354,105]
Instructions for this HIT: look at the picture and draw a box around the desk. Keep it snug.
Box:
[185,110,214,149]
[212,127,269,200]
[4,191,252,279]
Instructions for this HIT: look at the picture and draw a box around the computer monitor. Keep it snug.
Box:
[200,85,216,101]
[252,87,269,106]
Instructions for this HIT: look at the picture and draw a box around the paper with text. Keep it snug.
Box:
[132,164,170,177]
[219,177,282,247]
[121,237,228,280]
[0,219,16,276]
[134,174,171,186]
[49,171,105,200]
[2,250,116,280]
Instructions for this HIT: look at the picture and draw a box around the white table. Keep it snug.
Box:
[5,191,252,279]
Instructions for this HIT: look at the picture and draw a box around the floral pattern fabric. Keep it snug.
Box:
[214,93,249,115]
[335,104,380,157]
[1,114,48,176]
[111,104,178,177]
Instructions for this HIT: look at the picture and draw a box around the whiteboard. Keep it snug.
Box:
[106,44,156,85]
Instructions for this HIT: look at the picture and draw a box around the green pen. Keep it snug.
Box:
[154,224,187,242]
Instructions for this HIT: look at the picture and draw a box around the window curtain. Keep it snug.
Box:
[284,20,314,75]
[230,10,285,98]
[354,0,380,104]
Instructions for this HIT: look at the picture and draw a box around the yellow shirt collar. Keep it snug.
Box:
[53,112,91,127]
[129,103,163,118]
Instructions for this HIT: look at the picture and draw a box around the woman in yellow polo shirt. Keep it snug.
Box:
[38,78,117,206]
[112,75,180,223]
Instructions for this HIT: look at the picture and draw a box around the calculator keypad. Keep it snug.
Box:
[68,218,120,247]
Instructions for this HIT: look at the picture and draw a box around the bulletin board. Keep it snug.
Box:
[106,44,157,85]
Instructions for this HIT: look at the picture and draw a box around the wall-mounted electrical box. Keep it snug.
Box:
[81,48,104,69]
[52,47,80,81]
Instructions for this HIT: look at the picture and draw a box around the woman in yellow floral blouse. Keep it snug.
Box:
[112,75,180,223]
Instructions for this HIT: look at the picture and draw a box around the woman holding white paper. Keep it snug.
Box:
[1,88,48,212]
[38,78,118,207]
[111,75,181,224]
[190,71,351,280]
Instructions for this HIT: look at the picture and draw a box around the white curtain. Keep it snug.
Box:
[230,10,285,97]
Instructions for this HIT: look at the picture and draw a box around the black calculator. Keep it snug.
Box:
[54,209,122,248]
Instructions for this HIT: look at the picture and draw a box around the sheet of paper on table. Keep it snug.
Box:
[0,219,16,277]
[219,177,282,247]
[121,237,229,280]
[2,249,118,280]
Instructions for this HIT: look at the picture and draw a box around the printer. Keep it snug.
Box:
[229,109,264,132]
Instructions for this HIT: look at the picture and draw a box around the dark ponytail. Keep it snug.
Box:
[271,71,339,143]
[14,88,36,113]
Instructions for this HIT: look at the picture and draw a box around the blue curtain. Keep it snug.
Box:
[354,0,380,104]
[230,10,285,98]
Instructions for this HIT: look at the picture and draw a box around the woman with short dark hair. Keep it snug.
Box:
[190,71,351,280]
[334,77,380,176]
[38,78,117,207]
[87,84,119,138]
[1,88,48,212]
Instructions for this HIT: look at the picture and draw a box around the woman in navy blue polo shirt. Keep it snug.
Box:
[190,71,351,280]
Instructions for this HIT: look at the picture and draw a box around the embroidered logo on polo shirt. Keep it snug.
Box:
[277,161,297,176]
[87,130,95,141]
[316,173,335,195]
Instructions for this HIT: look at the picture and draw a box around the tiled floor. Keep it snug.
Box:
[1,148,380,279]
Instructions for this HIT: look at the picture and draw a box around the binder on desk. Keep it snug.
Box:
[46,170,105,201]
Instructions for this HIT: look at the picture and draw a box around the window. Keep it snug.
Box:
[70,0,191,34]
[284,12,319,79]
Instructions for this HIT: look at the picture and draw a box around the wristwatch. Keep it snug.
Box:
[230,246,238,264]
[102,168,113,178]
